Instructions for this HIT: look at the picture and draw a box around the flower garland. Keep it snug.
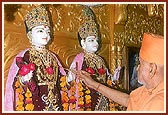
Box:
[85,67,106,111]
[107,78,117,111]
[25,87,34,111]
[15,57,36,111]
[15,47,67,111]
[15,80,24,111]
[68,51,110,111]
[84,51,116,110]
[69,66,108,111]
[68,81,77,111]
[84,87,91,111]
[68,51,119,111]
[60,75,69,111]
[106,69,123,111]
[77,82,85,111]
[15,79,34,111]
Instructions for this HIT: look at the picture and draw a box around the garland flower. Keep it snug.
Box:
[15,57,36,111]
[69,81,77,111]
[60,75,69,111]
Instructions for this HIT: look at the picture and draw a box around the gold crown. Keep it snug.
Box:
[78,7,99,39]
[78,20,99,39]
[24,5,50,31]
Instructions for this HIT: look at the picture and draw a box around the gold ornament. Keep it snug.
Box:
[78,7,99,39]
[24,5,50,31]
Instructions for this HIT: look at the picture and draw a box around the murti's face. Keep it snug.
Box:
[31,25,51,46]
[83,35,99,53]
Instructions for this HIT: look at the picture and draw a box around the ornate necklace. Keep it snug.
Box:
[29,45,58,82]
[84,51,106,70]
[84,51,107,83]
[29,45,59,110]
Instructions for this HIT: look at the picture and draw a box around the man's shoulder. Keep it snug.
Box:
[151,91,164,100]
[129,86,144,96]
[131,86,144,92]
[146,93,164,111]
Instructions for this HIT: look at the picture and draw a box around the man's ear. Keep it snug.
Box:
[149,63,157,78]
[81,39,86,49]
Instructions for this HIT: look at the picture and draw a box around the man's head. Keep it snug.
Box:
[137,33,164,89]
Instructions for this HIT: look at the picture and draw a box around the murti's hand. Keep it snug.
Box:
[21,71,33,82]
[67,69,76,82]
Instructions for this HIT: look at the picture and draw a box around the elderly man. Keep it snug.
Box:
[76,33,164,111]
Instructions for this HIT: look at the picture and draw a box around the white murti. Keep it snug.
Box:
[21,25,51,82]
[31,25,51,47]
[67,35,99,82]
[81,35,99,53]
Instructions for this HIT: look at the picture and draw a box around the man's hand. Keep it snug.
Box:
[75,70,97,89]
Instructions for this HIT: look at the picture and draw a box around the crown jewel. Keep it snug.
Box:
[24,5,50,31]
[78,7,99,39]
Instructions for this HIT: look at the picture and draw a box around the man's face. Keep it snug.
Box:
[83,36,99,53]
[31,25,51,46]
[137,57,151,88]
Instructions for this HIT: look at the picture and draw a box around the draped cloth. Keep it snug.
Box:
[4,48,66,111]
[127,81,164,111]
